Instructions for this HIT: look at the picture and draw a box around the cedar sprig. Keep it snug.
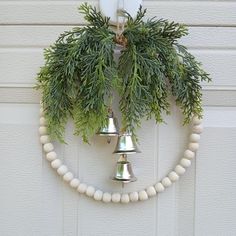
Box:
[36,4,117,143]
[36,4,211,143]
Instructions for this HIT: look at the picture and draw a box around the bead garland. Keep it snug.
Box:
[39,103,203,204]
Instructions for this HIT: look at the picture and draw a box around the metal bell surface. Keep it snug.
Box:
[111,155,137,183]
[113,132,141,154]
[97,112,119,136]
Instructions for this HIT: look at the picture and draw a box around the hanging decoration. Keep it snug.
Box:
[39,111,203,203]
[36,3,211,202]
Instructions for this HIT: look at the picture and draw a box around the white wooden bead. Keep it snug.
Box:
[192,124,203,134]
[39,117,47,126]
[86,186,96,197]
[43,143,54,153]
[57,165,68,176]
[39,108,45,116]
[184,150,195,159]
[77,183,87,193]
[189,142,199,152]
[112,193,121,203]
[39,126,47,135]
[175,165,186,175]
[168,171,179,182]
[70,178,80,188]
[155,182,165,193]
[102,192,112,203]
[121,194,130,204]
[192,116,202,125]
[46,151,57,162]
[138,190,148,201]
[146,186,156,197]
[51,159,62,169]
[129,192,139,202]
[40,135,51,144]
[180,158,191,168]
[63,172,74,182]
[161,177,172,187]
[190,133,201,143]
[94,190,103,201]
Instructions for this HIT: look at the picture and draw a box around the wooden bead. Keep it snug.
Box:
[63,172,74,182]
[39,117,47,126]
[146,186,156,197]
[175,165,186,175]
[112,193,121,203]
[102,192,112,203]
[184,150,195,159]
[94,190,103,201]
[192,124,203,134]
[188,143,199,152]
[180,158,191,168]
[51,159,62,169]
[192,116,202,125]
[155,182,165,193]
[121,194,130,204]
[39,108,45,116]
[190,134,200,143]
[129,192,139,202]
[43,143,54,153]
[161,177,172,187]
[39,126,47,135]
[168,171,179,182]
[70,178,80,188]
[40,135,51,144]
[138,190,148,201]
[86,186,96,197]
[77,183,87,194]
[46,151,57,162]
[57,165,68,176]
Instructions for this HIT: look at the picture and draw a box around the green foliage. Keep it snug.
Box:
[36,4,117,142]
[36,4,211,143]
[118,7,211,133]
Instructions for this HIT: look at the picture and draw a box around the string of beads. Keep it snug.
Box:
[39,102,203,204]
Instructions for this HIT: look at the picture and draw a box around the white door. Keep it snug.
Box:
[0,1,236,236]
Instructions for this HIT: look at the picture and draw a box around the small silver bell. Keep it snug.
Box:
[97,112,119,136]
[113,132,141,154]
[97,111,119,143]
[111,154,137,183]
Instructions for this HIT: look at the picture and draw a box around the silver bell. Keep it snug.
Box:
[97,112,119,137]
[111,154,137,183]
[113,132,141,154]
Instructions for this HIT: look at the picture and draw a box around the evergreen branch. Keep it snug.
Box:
[36,4,211,143]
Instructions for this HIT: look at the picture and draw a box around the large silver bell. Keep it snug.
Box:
[112,154,137,183]
[113,132,141,154]
[97,112,119,137]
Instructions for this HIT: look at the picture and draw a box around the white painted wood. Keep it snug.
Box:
[1,27,235,49]
[100,0,142,24]
[195,107,236,235]
[0,0,236,235]
[0,1,236,25]
[157,106,189,236]
[62,121,79,236]
[0,27,236,87]
[1,48,236,87]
